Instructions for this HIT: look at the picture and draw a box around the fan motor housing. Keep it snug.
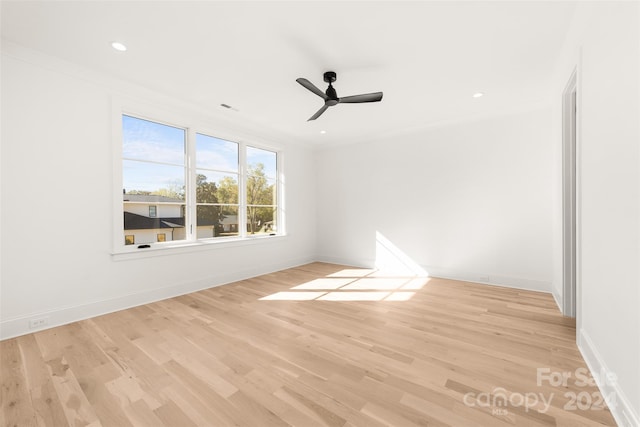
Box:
[325,85,338,102]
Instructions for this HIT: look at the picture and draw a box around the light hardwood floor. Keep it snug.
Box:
[1,262,616,426]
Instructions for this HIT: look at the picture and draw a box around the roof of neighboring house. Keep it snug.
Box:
[123,194,184,203]
[124,212,185,230]
[124,212,219,230]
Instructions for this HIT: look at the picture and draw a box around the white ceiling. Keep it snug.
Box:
[1,1,577,146]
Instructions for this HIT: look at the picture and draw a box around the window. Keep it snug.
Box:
[122,115,186,245]
[246,146,277,235]
[196,133,239,239]
[120,114,282,250]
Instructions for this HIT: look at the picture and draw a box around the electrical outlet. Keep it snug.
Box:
[29,316,50,329]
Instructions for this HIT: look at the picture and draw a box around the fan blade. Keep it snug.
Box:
[296,78,328,100]
[307,105,329,121]
[339,92,383,103]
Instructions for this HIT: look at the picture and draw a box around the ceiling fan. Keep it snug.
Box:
[296,71,383,121]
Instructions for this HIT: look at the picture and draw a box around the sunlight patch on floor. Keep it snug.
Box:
[260,291,326,301]
[384,292,416,301]
[327,269,375,278]
[260,270,429,302]
[401,278,428,290]
[290,278,356,290]
[259,232,429,302]
[318,291,390,301]
[341,278,408,290]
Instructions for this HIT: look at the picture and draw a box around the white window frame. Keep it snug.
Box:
[112,98,286,257]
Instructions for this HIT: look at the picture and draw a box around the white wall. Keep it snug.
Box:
[548,2,639,425]
[0,45,317,339]
[316,107,554,292]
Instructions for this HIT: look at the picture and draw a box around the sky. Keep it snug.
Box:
[122,115,277,195]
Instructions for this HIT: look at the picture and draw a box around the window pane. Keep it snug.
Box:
[247,173,276,206]
[196,133,238,172]
[122,115,184,165]
[246,206,276,235]
[220,206,239,237]
[196,171,238,204]
[123,160,185,200]
[196,205,238,239]
[264,178,276,206]
[247,146,277,179]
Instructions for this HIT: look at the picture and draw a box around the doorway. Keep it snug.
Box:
[562,70,577,318]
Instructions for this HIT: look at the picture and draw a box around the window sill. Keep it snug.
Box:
[111,234,286,261]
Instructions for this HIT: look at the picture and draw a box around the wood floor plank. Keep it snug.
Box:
[1,262,617,426]
[14,334,68,427]
[0,338,38,427]
[45,357,102,427]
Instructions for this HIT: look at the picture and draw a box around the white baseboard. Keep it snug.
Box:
[0,256,315,341]
[424,266,551,293]
[578,328,640,427]
[316,256,552,293]
[314,255,374,269]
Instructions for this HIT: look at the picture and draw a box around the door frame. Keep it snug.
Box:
[562,68,578,318]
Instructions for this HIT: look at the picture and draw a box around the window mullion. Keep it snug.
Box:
[277,151,284,235]
[187,128,197,242]
[238,142,247,238]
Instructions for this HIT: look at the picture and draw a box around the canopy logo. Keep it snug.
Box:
[462,367,615,416]
[463,387,553,415]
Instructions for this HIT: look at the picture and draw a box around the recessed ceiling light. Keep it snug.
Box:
[320,130,327,134]
[472,92,484,98]
[111,42,127,52]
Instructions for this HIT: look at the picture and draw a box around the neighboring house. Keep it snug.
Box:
[220,215,238,233]
[123,194,238,244]
[123,194,186,245]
